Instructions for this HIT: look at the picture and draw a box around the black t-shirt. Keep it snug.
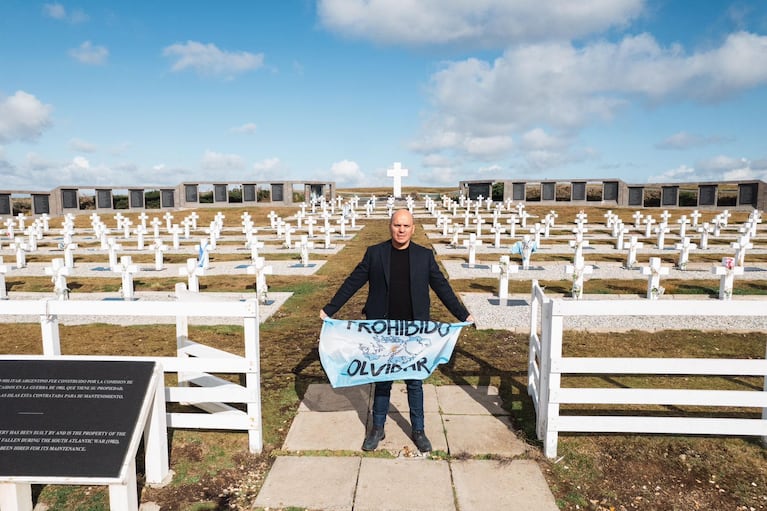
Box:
[388,245,413,320]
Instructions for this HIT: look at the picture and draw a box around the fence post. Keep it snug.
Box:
[243,298,262,453]
[542,300,564,458]
[763,340,767,447]
[175,283,191,387]
[40,299,60,356]
[528,281,540,397]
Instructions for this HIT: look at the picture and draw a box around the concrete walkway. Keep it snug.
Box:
[254,383,558,511]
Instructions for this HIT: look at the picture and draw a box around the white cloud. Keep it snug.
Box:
[231,122,257,134]
[253,157,280,171]
[655,131,731,150]
[0,91,53,143]
[42,3,88,23]
[201,149,246,170]
[412,31,767,173]
[69,41,108,65]
[328,160,369,186]
[163,41,264,78]
[648,156,767,183]
[69,138,97,153]
[317,0,643,47]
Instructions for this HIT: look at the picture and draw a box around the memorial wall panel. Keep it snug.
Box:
[271,184,284,202]
[61,189,78,209]
[661,186,678,206]
[243,184,256,202]
[512,183,525,201]
[214,184,228,202]
[185,184,198,202]
[161,189,174,208]
[33,194,50,214]
[699,185,716,206]
[572,182,586,201]
[0,194,10,215]
[96,189,112,209]
[542,182,555,201]
[129,190,144,208]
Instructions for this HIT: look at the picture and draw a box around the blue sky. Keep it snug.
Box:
[1,0,767,191]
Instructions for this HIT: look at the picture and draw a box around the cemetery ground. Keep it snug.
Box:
[1,195,767,510]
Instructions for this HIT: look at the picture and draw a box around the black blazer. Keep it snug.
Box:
[323,240,469,322]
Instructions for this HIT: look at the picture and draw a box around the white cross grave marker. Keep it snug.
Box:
[115,255,139,300]
[462,232,483,267]
[247,256,273,304]
[641,257,669,300]
[180,258,205,293]
[625,235,643,269]
[490,255,518,300]
[299,235,314,266]
[45,258,70,300]
[565,261,594,300]
[712,257,744,300]
[387,162,408,198]
[674,237,696,270]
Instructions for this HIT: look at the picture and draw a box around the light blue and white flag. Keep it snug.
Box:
[319,318,469,388]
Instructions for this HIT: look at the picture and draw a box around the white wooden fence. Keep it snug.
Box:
[0,296,263,453]
[527,280,767,458]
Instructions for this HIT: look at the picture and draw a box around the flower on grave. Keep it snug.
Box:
[678,261,687,271]
[650,286,665,298]
[723,257,735,271]
[259,288,269,305]
[723,288,732,300]
[571,283,581,297]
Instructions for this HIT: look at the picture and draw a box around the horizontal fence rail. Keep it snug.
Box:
[0,297,263,453]
[527,280,767,458]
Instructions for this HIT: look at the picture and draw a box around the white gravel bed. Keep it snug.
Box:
[431,241,767,256]
[442,260,767,281]
[461,292,767,332]
[1,260,326,278]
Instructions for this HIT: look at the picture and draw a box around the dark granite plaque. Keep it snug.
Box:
[271,184,284,202]
[96,189,112,209]
[512,183,525,201]
[160,189,174,208]
[661,186,678,206]
[243,184,256,202]
[214,184,228,202]
[739,183,757,206]
[0,360,155,479]
[628,187,643,206]
[32,195,50,215]
[541,182,555,201]
[572,182,586,201]
[603,182,619,201]
[0,195,10,215]
[699,185,716,206]
[61,189,78,210]
[129,190,144,208]
[184,185,198,203]
[468,183,489,200]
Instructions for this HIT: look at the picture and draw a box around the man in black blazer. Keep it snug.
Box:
[321,208,474,452]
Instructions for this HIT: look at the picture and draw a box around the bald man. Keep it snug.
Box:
[321,208,474,452]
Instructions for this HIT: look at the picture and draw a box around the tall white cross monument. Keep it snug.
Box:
[387,162,408,198]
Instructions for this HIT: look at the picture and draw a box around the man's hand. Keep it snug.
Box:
[320,310,328,320]
[466,314,475,324]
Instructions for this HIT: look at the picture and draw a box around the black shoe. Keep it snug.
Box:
[362,426,385,451]
[411,430,432,453]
